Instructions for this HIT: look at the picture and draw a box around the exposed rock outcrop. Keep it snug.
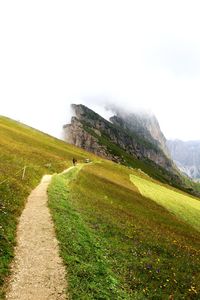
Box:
[110,110,169,156]
[64,104,175,173]
[64,116,114,160]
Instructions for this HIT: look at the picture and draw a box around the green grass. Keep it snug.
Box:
[0,116,95,299]
[48,166,131,299]
[130,174,200,233]
[48,161,200,299]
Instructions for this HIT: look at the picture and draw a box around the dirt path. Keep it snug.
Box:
[6,175,67,300]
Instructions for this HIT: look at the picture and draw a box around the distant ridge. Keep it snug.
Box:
[167,139,200,179]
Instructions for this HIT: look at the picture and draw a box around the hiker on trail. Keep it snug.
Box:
[72,158,77,166]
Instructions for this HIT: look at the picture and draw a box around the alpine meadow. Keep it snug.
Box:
[0,116,200,299]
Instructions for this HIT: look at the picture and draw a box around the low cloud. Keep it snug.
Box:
[1,1,200,141]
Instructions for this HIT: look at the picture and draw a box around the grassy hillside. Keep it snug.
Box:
[0,116,94,298]
[130,174,200,233]
[1,116,200,299]
[48,161,200,299]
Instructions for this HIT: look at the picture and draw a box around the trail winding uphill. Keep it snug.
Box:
[6,175,67,300]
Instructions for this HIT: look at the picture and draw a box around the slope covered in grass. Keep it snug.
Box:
[0,116,93,298]
[130,174,200,233]
[48,161,200,299]
[1,115,200,299]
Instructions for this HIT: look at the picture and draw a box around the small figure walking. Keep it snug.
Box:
[72,158,76,166]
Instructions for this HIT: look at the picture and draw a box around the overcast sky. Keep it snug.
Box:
[1,0,200,141]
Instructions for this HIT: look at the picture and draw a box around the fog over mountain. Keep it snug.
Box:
[1,1,200,141]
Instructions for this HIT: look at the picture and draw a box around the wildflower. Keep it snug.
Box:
[146,264,152,270]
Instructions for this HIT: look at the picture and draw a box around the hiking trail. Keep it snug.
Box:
[6,174,68,300]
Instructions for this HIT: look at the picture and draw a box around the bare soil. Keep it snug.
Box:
[6,175,67,300]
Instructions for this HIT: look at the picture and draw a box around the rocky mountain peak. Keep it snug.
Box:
[110,109,169,156]
[71,103,102,121]
[64,104,175,170]
[71,104,168,154]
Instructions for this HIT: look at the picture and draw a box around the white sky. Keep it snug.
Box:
[1,0,200,140]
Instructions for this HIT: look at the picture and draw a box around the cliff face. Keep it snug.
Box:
[110,111,170,157]
[64,116,114,160]
[167,140,200,179]
[64,104,175,172]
